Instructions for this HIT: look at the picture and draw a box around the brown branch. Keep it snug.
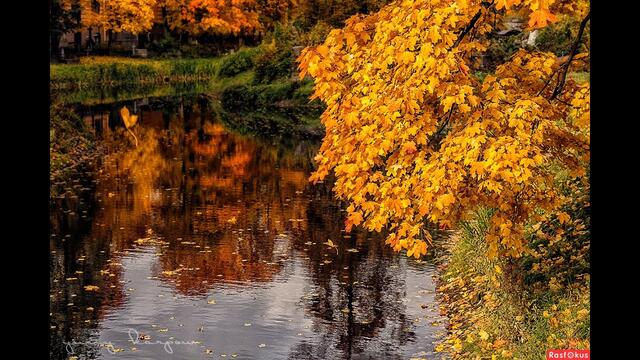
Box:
[452,10,483,49]
[451,1,494,49]
[536,65,562,96]
[550,11,590,100]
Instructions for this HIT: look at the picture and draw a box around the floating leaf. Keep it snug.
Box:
[120,106,138,129]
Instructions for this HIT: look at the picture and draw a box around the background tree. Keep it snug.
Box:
[299,0,590,259]
[84,0,158,52]
[50,0,82,58]
[160,0,261,39]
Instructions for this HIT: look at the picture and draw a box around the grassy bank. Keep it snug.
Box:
[51,56,226,90]
[436,199,590,358]
[50,103,99,191]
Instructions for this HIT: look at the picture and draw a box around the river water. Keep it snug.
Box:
[50,94,446,360]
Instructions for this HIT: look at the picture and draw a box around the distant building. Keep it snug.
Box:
[58,3,168,53]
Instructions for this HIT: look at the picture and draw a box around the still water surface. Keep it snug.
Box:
[50,95,446,359]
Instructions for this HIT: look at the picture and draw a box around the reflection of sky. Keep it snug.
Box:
[96,248,316,359]
[94,246,445,359]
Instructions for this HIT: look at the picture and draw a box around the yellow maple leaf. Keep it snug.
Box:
[557,212,570,224]
[316,45,329,57]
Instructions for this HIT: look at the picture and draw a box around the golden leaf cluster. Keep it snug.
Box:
[298,0,590,258]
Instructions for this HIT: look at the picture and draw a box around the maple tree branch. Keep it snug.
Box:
[437,106,456,136]
[550,11,590,100]
[452,1,494,49]
[536,65,562,96]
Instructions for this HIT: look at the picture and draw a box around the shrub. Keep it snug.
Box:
[148,34,180,57]
[218,48,259,77]
[253,46,293,84]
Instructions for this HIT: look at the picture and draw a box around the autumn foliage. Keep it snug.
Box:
[298,0,590,259]
[160,0,262,35]
[74,0,158,34]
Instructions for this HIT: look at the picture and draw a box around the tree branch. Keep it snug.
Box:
[550,11,590,100]
[451,1,494,49]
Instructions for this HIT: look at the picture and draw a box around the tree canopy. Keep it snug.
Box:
[298,0,590,259]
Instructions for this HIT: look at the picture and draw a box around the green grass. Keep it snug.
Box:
[437,207,590,359]
[51,56,230,89]
[568,71,590,84]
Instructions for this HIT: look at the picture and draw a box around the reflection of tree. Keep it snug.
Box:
[51,96,424,360]
[286,194,416,359]
[153,113,318,295]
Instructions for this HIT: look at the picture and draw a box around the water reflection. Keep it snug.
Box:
[50,96,446,360]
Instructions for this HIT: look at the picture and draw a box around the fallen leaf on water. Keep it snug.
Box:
[207,299,216,304]
[227,217,237,224]
[84,285,99,292]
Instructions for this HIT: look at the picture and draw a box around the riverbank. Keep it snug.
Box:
[434,203,590,358]
[50,103,100,195]
[50,56,222,90]
[51,48,325,144]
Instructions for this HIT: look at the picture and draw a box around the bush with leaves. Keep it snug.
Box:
[218,48,261,77]
[148,34,181,58]
[253,45,294,84]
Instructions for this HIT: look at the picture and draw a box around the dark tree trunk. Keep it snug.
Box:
[87,27,93,51]
[107,30,113,54]
[74,32,82,53]
[137,33,147,49]
[51,32,62,60]
[162,6,170,33]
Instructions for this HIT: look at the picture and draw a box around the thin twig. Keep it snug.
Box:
[451,1,494,49]
[550,11,590,100]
